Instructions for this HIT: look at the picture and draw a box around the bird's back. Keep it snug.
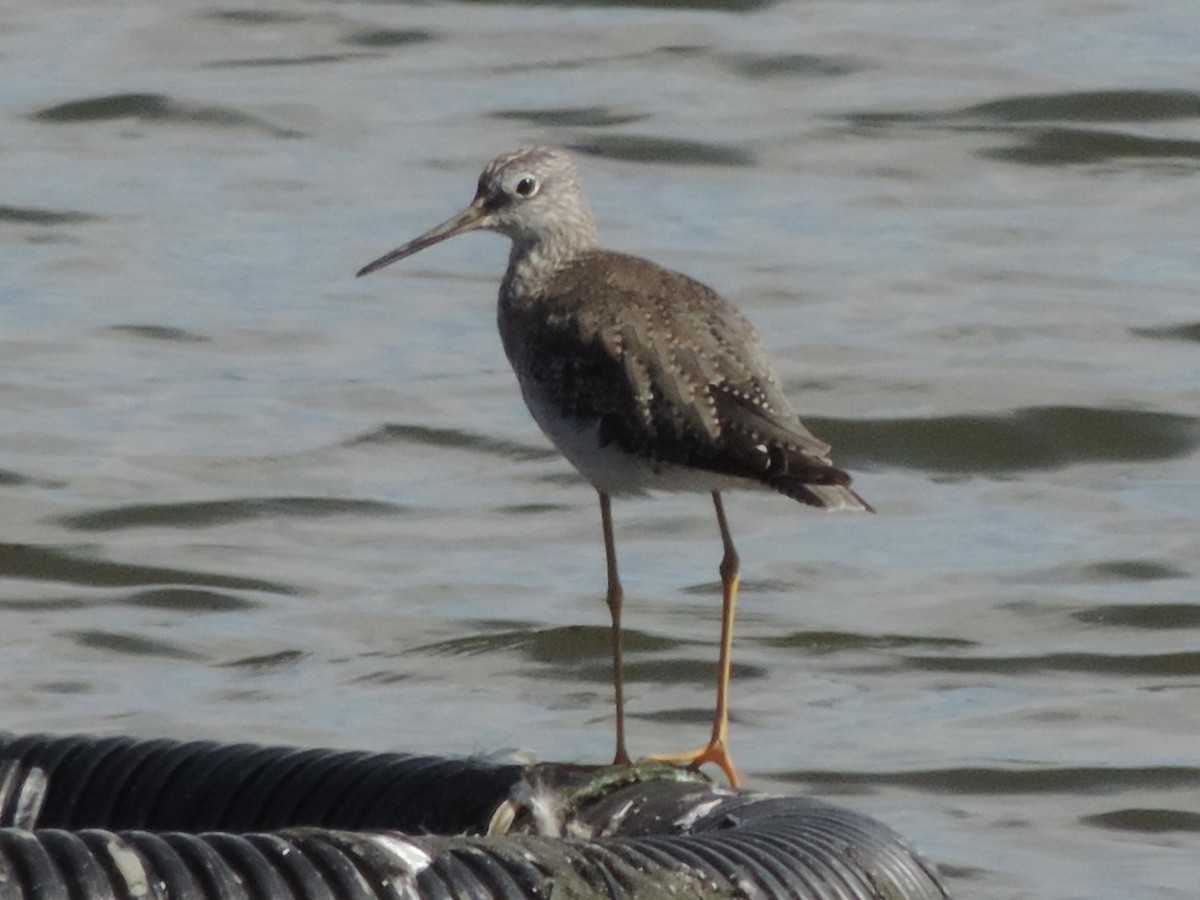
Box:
[499,249,870,511]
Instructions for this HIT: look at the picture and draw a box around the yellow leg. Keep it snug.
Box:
[648,491,741,787]
[599,491,631,766]
[707,490,740,780]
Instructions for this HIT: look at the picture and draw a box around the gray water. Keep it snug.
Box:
[3,1,1199,897]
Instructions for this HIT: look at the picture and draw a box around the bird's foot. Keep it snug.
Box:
[644,738,740,788]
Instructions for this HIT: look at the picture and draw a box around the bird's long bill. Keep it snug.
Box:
[355,200,487,278]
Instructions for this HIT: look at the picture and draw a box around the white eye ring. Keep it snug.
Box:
[514,175,539,198]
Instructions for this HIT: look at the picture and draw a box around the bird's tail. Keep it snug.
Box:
[767,467,875,513]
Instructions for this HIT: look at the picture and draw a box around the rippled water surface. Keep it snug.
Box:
[4,2,1199,897]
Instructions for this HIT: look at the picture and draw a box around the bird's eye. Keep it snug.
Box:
[515,176,538,197]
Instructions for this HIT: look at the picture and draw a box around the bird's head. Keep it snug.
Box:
[356,147,599,278]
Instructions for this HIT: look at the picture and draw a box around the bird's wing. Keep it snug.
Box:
[518,251,868,510]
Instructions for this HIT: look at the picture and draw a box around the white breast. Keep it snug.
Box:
[519,383,759,497]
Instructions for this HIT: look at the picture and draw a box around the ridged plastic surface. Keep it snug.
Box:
[0,732,950,900]
[0,733,520,834]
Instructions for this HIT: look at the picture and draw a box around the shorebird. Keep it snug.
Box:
[357,148,871,786]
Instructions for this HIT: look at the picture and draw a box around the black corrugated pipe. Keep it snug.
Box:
[0,732,950,899]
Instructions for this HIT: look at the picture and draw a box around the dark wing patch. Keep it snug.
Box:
[500,249,866,507]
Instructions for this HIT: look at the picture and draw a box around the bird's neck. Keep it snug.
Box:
[502,221,599,301]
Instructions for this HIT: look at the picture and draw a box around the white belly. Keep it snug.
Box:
[522,392,758,497]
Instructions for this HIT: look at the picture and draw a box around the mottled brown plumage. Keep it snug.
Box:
[357,148,872,786]
[501,249,868,510]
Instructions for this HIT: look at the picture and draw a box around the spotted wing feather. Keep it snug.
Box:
[499,250,870,511]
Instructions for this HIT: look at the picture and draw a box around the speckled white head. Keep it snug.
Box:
[356,147,600,278]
